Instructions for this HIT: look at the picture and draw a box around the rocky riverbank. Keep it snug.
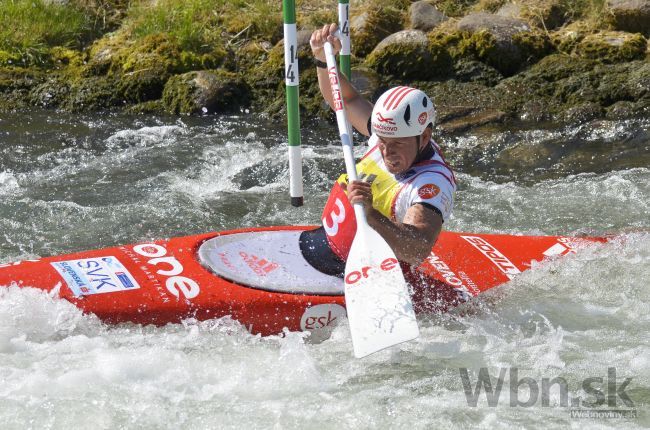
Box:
[1,0,648,132]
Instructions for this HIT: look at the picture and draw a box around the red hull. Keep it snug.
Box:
[0,226,606,336]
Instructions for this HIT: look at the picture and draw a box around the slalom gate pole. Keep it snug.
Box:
[338,0,351,79]
[283,0,304,207]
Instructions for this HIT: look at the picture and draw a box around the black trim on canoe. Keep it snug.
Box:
[299,227,345,278]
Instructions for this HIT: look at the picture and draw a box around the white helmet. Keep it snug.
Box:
[370,86,436,138]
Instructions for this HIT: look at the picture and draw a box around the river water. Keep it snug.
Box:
[0,111,648,428]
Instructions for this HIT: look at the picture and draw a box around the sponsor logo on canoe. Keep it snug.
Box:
[238,252,279,277]
[300,304,347,332]
[51,256,140,297]
[426,252,479,297]
[345,258,399,285]
[460,236,521,279]
[418,183,440,200]
[218,252,236,271]
[132,243,200,300]
[543,237,582,257]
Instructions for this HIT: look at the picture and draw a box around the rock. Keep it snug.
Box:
[119,68,168,104]
[162,70,251,115]
[550,26,584,54]
[350,67,382,101]
[277,30,313,50]
[29,77,70,108]
[576,31,647,63]
[605,100,643,119]
[560,102,604,123]
[408,1,447,32]
[64,77,121,112]
[494,142,555,174]
[366,30,452,80]
[296,30,313,48]
[438,108,506,132]
[607,0,650,36]
[626,61,650,99]
[125,100,166,115]
[496,3,522,19]
[374,29,429,52]
[457,12,531,41]
[455,12,550,75]
[453,59,503,86]
[351,6,404,57]
[519,99,553,122]
[496,0,569,29]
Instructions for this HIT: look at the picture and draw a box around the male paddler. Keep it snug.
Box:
[300,24,457,278]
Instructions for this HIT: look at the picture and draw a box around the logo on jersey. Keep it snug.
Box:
[418,112,427,125]
[418,183,440,199]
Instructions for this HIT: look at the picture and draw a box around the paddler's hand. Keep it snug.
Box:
[342,180,376,218]
[310,23,342,62]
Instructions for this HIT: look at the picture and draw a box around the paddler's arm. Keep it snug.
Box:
[344,180,442,266]
[310,23,373,137]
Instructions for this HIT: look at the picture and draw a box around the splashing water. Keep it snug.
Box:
[0,111,648,428]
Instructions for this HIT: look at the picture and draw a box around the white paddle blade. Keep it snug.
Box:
[344,225,420,358]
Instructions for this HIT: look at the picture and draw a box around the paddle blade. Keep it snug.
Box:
[344,225,420,358]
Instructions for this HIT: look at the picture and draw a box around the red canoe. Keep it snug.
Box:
[0,226,606,336]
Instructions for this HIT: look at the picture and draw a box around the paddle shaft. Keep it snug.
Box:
[323,42,368,228]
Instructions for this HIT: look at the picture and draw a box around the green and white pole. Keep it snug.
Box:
[283,0,303,207]
[338,0,351,79]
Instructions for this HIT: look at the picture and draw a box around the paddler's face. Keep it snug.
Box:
[377,133,426,174]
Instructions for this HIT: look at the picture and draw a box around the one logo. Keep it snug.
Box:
[375,112,396,124]
[418,183,440,199]
[345,258,399,285]
[418,112,427,125]
[132,243,200,300]
[239,252,279,277]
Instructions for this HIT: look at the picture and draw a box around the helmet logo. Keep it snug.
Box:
[375,112,396,124]
[418,112,427,125]
[418,183,440,199]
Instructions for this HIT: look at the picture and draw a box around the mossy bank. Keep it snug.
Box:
[1,0,648,130]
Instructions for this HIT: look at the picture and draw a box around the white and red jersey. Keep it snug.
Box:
[321,135,456,260]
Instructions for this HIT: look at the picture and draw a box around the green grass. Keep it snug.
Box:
[0,0,95,65]
[125,0,283,52]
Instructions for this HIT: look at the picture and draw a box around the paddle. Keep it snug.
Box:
[323,40,420,358]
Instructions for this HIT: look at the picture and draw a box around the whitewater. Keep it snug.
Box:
[0,111,648,428]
